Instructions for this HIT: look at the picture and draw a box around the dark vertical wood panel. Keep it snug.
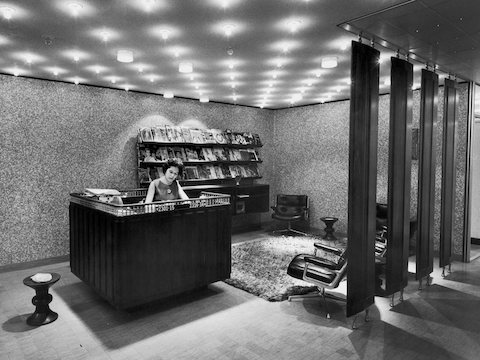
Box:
[386,57,413,294]
[439,79,457,268]
[416,69,439,280]
[347,41,379,317]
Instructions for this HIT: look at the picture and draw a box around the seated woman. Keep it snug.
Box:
[145,158,189,202]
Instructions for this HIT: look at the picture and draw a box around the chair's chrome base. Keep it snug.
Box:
[273,222,308,236]
[288,288,346,319]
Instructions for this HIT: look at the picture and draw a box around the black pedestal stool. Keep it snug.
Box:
[23,272,61,326]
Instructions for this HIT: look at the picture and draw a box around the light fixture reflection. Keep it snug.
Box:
[179,62,193,73]
[321,56,338,68]
[117,50,134,63]
[0,6,14,20]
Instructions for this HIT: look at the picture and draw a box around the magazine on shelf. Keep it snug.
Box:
[211,129,228,144]
[212,147,228,161]
[150,166,163,180]
[190,128,206,143]
[226,148,238,161]
[165,125,174,142]
[156,126,170,142]
[202,147,217,161]
[233,132,248,145]
[167,147,175,159]
[242,132,255,145]
[138,168,151,183]
[205,165,217,179]
[197,165,210,180]
[172,147,186,161]
[195,147,206,161]
[155,147,169,161]
[232,149,242,161]
[139,127,153,142]
[253,133,262,146]
[247,149,258,161]
[202,129,216,144]
[142,148,159,162]
[221,164,232,178]
[181,127,193,143]
[243,164,260,177]
[214,165,225,179]
[229,164,244,178]
[238,150,252,161]
[224,129,236,144]
[171,126,185,143]
[185,147,199,161]
[184,166,199,180]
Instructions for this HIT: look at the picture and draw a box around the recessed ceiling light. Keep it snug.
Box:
[321,56,338,68]
[164,91,174,98]
[101,30,110,42]
[74,77,80,85]
[160,29,171,40]
[223,24,236,37]
[287,19,302,33]
[0,6,14,20]
[68,2,83,17]
[200,96,209,103]
[179,62,193,73]
[117,50,134,63]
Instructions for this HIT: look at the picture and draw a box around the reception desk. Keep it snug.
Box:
[69,190,232,309]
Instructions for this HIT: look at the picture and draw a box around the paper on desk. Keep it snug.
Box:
[84,188,121,196]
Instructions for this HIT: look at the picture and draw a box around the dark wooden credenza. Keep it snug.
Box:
[69,191,232,309]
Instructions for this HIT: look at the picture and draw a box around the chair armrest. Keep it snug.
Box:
[304,256,344,271]
[313,242,344,256]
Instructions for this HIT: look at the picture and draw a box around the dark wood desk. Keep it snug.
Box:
[69,192,232,309]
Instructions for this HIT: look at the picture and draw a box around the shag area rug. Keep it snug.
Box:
[224,235,320,301]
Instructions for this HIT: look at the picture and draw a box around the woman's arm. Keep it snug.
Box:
[145,180,156,203]
[177,181,189,200]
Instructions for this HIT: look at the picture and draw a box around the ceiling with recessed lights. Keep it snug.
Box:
[0,0,479,109]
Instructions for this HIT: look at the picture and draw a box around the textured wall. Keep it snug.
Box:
[0,74,274,266]
[273,83,469,257]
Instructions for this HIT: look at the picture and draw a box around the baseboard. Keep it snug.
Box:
[0,255,69,274]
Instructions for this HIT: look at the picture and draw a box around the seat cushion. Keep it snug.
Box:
[287,254,339,285]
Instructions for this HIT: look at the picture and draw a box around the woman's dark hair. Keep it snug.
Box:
[162,158,184,174]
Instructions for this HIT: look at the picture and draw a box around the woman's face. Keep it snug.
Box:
[164,166,179,184]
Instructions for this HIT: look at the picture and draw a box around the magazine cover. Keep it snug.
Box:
[195,147,206,161]
[253,133,262,146]
[227,148,238,161]
[212,147,228,161]
[238,150,251,161]
[232,149,242,161]
[185,147,199,161]
[197,165,210,179]
[165,125,174,142]
[221,164,232,178]
[167,147,176,159]
[202,147,217,161]
[233,132,247,145]
[142,148,158,162]
[242,132,255,145]
[181,127,192,143]
[190,128,206,143]
[229,164,244,178]
[202,129,216,144]
[139,127,153,142]
[172,147,186,161]
[184,166,199,180]
[138,167,151,183]
[247,149,258,161]
[211,129,228,144]
[224,129,236,144]
[214,165,225,179]
[172,126,185,143]
[244,164,259,177]
[156,147,169,161]
[205,165,217,179]
[153,125,169,142]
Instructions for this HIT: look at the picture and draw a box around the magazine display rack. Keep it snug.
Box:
[137,126,263,186]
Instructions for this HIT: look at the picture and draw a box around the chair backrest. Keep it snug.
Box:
[274,194,308,217]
